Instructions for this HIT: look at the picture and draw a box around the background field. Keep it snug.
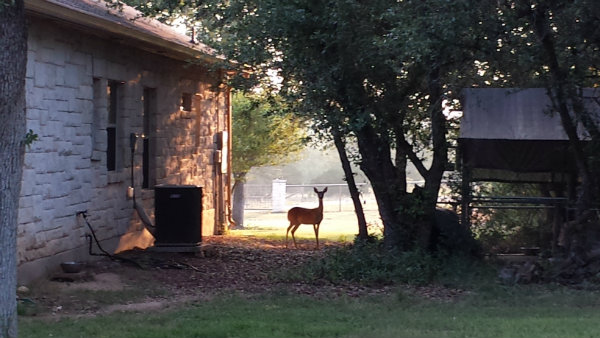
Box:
[234,209,383,243]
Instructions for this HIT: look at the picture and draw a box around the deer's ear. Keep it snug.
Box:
[314,187,318,193]
[323,187,328,193]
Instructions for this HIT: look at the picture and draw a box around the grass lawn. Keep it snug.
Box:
[19,286,600,338]
[233,209,383,243]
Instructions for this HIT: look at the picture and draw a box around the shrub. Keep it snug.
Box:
[288,237,486,286]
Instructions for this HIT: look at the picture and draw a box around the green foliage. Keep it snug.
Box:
[288,238,485,287]
[0,0,16,10]
[471,182,550,253]
[433,208,482,257]
[23,129,37,148]
[232,91,307,181]
[194,0,488,249]
[124,0,600,251]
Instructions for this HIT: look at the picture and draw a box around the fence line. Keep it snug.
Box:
[243,182,378,212]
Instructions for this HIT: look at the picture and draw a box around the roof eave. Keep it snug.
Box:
[24,0,225,65]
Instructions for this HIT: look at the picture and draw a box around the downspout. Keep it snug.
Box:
[214,85,223,234]
[225,85,236,229]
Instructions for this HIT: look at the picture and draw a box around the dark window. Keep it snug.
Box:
[107,81,120,171]
[106,127,116,171]
[142,138,149,188]
[142,87,156,188]
[181,93,192,112]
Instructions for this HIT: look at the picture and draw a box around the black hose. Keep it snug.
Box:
[79,211,143,268]
[80,211,114,258]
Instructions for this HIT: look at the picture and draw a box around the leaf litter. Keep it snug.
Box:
[21,236,463,318]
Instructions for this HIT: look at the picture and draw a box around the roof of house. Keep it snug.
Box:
[24,0,224,64]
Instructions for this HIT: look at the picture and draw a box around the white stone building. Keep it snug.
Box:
[19,0,233,283]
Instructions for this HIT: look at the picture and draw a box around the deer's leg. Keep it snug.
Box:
[313,223,320,249]
[286,222,295,248]
[291,224,301,248]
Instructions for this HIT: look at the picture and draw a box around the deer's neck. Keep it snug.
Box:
[316,198,323,212]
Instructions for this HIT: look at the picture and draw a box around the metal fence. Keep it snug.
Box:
[243,183,379,212]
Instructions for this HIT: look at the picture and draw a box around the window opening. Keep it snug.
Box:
[142,87,156,188]
[106,81,120,171]
[181,92,192,112]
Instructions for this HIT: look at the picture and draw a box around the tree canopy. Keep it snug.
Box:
[185,0,486,249]
[231,91,307,182]
[229,90,306,227]
[125,0,600,252]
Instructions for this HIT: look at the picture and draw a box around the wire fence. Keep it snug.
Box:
[243,183,379,212]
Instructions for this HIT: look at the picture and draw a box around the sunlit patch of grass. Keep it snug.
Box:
[229,222,358,244]
[229,226,285,239]
[236,210,380,243]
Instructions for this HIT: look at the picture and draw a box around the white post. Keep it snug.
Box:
[272,179,287,213]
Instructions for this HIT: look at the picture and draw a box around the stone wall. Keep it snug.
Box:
[17,17,229,283]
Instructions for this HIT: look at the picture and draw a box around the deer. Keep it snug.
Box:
[286,187,328,249]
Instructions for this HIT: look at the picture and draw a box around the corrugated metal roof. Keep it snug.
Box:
[460,88,599,140]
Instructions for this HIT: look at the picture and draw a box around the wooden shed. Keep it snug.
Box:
[458,88,600,227]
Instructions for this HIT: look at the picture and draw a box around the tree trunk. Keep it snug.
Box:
[0,1,27,337]
[353,70,449,251]
[393,126,408,195]
[232,177,245,228]
[332,130,368,240]
[355,124,407,249]
[528,4,596,252]
[418,66,448,249]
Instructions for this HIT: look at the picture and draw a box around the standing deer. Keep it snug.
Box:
[286,187,328,249]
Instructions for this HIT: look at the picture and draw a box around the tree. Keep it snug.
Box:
[124,0,488,251]
[515,1,600,252]
[196,0,492,251]
[470,0,600,254]
[331,129,369,240]
[0,1,27,337]
[127,0,600,257]
[231,91,306,227]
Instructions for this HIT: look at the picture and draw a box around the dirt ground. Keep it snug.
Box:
[18,234,466,319]
[18,236,375,318]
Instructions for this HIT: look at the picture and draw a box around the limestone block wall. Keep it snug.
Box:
[17,17,230,283]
